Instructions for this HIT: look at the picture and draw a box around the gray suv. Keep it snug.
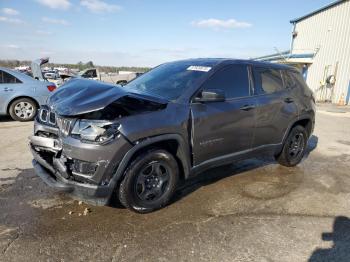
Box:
[29,59,315,213]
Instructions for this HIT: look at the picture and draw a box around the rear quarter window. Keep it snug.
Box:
[291,71,309,89]
[253,67,283,95]
[282,70,298,89]
[0,70,22,84]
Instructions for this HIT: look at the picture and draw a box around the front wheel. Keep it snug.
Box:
[9,98,37,121]
[118,149,179,213]
[275,125,308,167]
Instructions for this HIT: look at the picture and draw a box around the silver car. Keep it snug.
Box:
[0,67,56,121]
[44,70,60,80]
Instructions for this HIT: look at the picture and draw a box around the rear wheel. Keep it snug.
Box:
[276,125,308,167]
[9,98,37,121]
[118,149,179,213]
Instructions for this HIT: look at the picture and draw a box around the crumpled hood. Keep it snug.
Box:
[47,79,167,116]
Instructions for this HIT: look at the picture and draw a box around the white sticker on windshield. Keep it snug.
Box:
[187,66,212,72]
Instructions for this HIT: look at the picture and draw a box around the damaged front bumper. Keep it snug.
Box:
[29,121,133,205]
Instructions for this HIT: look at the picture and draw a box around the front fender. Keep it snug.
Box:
[109,133,191,192]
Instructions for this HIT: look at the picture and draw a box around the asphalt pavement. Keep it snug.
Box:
[1,107,350,262]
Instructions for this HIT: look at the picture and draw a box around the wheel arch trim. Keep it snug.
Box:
[282,115,314,145]
[6,96,40,114]
[109,134,191,194]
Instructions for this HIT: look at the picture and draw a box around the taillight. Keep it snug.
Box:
[47,85,56,92]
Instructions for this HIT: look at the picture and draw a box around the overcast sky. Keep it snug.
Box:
[0,0,332,67]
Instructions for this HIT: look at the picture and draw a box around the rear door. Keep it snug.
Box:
[285,70,314,117]
[191,64,256,166]
[251,67,298,148]
[0,70,23,113]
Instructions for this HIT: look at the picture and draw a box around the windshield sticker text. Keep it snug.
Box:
[187,66,212,72]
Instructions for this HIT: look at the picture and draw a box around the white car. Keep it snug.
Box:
[44,71,59,80]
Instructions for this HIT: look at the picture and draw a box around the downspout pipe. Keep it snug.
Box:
[290,22,297,58]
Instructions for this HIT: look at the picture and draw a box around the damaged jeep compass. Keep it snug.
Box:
[29,59,315,213]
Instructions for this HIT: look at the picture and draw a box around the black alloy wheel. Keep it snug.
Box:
[276,125,308,167]
[135,161,171,202]
[118,149,179,213]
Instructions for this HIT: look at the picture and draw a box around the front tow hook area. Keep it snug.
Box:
[29,135,71,179]
[29,135,62,152]
[32,159,73,192]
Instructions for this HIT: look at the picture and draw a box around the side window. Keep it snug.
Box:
[283,71,297,89]
[0,71,22,84]
[82,70,93,78]
[85,70,97,78]
[253,67,283,95]
[201,64,250,99]
[92,70,97,78]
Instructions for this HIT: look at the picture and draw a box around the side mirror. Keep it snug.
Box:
[194,89,225,103]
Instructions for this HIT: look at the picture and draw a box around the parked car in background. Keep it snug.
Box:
[78,68,141,85]
[0,67,56,121]
[44,70,60,80]
[31,58,49,81]
[29,58,315,213]
[78,68,101,81]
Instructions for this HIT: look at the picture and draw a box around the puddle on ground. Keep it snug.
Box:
[240,166,304,200]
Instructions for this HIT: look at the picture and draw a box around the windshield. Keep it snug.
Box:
[124,61,213,100]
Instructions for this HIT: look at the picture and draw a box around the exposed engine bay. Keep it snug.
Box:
[78,96,166,120]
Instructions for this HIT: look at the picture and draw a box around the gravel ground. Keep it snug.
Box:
[1,107,350,262]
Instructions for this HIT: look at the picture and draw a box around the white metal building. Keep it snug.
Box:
[256,0,350,104]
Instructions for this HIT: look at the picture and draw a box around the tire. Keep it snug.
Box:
[118,149,179,213]
[275,125,308,167]
[9,98,37,122]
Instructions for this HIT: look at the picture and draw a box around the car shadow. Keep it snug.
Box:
[304,135,318,159]
[172,135,318,204]
[0,115,35,123]
[0,116,14,122]
[309,216,350,262]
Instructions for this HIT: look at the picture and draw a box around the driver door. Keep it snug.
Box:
[190,64,256,166]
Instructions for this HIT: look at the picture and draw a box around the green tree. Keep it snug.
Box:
[77,61,84,70]
[85,61,94,68]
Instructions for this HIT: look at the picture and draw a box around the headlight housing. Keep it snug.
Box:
[71,120,120,144]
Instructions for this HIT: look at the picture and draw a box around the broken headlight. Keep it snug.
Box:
[71,120,120,144]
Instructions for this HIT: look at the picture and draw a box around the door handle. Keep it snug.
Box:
[284,97,294,103]
[240,104,255,111]
[3,87,13,92]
